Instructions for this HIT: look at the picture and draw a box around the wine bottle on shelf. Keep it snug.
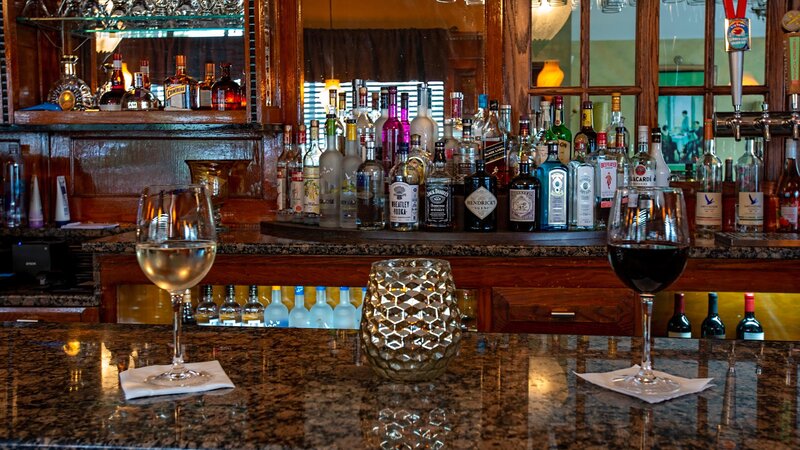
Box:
[303,120,323,216]
[374,87,389,161]
[736,138,764,233]
[722,157,737,232]
[666,292,692,338]
[355,84,374,159]
[534,100,553,167]
[264,286,289,328]
[276,124,292,212]
[382,86,402,173]
[536,141,569,231]
[333,287,357,330]
[777,139,800,232]
[195,284,219,326]
[399,92,412,146]
[98,53,125,111]
[551,95,573,164]
[219,284,242,326]
[388,143,421,231]
[508,153,540,232]
[288,286,311,328]
[695,120,723,243]
[700,292,726,339]
[242,284,265,327]
[736,293,764,340]
[464,159,498,232]
[508,116,534,179]
[572,100,597,164]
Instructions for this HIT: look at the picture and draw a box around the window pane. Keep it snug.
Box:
[589,1,636,86]
[657,95,704,168]
[714,94,766,163]
[714,3,767,86]
[659,1,705,86]
[530,2,579,87]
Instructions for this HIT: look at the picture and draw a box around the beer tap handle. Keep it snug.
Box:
[760,103,771,142]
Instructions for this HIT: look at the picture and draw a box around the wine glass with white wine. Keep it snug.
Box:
[135,184,217,386]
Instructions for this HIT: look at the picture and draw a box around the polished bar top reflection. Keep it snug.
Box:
[0,323,797,448]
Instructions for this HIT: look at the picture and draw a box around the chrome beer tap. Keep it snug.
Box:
[790,94,800,140]
[756,102,771,142]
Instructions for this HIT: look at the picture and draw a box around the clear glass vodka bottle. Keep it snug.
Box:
[264,286,289,328]
[410,82,437,152]
[695,120,723,242]
[356,140,386,230]
[320,114,343,228]
[455,119,480,187]
[736,137,764,233]
[340,120,361,229]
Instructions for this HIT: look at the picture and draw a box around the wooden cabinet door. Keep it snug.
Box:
[0,307,100,323]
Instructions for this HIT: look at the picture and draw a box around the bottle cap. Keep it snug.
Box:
[201,284,213,296]
[489,100,499,110]
[582,101,593,109]
[708,292,718,301]
[175,54,186,66]
[249,285,258,296]
[637,125,649,143]
[295,286,305,295]
[340,287,350,292]
[553,95,563,107]
[272,286,281,291]
[316,286,326,291]
[650,127,661,143]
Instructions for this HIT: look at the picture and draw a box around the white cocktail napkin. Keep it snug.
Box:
[575,365,714,404]
[119,360,235,400]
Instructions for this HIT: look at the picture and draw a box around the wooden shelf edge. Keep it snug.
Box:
[13,110,248,125]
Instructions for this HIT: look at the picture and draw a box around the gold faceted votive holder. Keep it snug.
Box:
[360,258,462,382]
[185,159,238,231]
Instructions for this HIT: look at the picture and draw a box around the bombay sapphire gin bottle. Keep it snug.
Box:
[535,142,569,231]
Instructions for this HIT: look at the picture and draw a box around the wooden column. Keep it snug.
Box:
[486,0,504,103]
[502,0,531,125]
[765,0,789,180]
[635,0,659,130]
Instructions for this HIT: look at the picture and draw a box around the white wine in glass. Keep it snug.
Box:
[135,185,217,386]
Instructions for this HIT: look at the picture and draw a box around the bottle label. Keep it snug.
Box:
[265,319,288,328]
[389,181,418,223]
[737,192,764,225]
[457,162,476,180]
[199,89,212,108]
[98,103,122,112]
[557,140,571,165]
[465,186,497,219]
[547,169,567,225]
[319,166,339,216]
[630,164,656,187]
[425,184,452,224]
[534,144,548,167]
[667,331,692,338]
[779,203,799,228]
[742,331,764,340]
[483,139,507,185]
[509,189,536,222]
[576,166,595,227]
[165,84,193,110]
[199,318,220,326]
[246,320,263,327]
[277,168,287,209]
[222,319,239,326]
[303,167,320,214]
[696,192,722,225]
[290,170,304,213]
[598,160,618,207]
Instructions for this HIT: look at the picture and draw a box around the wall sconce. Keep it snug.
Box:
[537,60,565,87]
[319,78,341,113]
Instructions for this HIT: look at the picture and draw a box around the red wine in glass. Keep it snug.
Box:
[607,243,689,294]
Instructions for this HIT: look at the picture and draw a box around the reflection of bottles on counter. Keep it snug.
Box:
[333,287,357,329]
[716,345,738,448]
[666,292,692,338]
[181,289,196,325]
[310,286,334,329]
[289,286,311,328]
[736,293,764,340]
[242,285,265,327]
[195,284,219,325]
[219,284,242,326]
[265,286,289,328]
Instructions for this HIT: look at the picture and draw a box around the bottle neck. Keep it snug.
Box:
[554,105,565,127]
[451,97,463,120]
[708,297,718,315]
[418,88,428,114]
[519,162,530,175]
[674,296,685,314]
[388,92,398,119]
[610,110,621,125]
[294,295,305,307]
[175,65,187,77]
[365,145,376,161]
[400,97,409,122]
[62,62,77,77]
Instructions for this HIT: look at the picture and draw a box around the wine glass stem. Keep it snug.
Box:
[640,294,655,380]
[170,292,186,371]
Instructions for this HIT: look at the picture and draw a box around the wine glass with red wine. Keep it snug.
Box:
[607,186,690,394]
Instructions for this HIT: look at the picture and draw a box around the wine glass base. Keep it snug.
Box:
[612,374,681,395]
[146,369,212,387]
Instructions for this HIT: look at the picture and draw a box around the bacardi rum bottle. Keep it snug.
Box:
[630,126,657,187]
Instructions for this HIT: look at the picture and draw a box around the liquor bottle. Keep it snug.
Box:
[98,53,125,111]
[573,101,598,163]
[47,55,94,111]
[336,92,347,152]
[356,288,366,329]
[242,285,265,327]
[140,58,151,90]
[722,157,737,232]
[340,120,361,229]
[288,286,311,328]
[389,143,421,231]
[3,144,26,228]
[333,287,357,329]
[264,286,289,328]
[410,83,436,151]
[195,284,219,326]
[219,284,242,326]
[590,132,618,230]
[464,159,498,231]
[534,101,553,167]
[382,86,403,173]
[303,120,322,215]
[551,96,573,164]
[211,62,243,111]
[472,94,488,136]
[700,292,726,339]
[276,124,292,211]
[289,125,306,214]
[777,139,800,232]
[121,73,160,111]
[499,103,514,173]
[356,140,385,230]
[355,84,375,158]
[508,117,534,179]
[164,54,197,110]
[736,293,764,340]
[536,142,569,231]
[684,163,695,181]
[736,138,764,232]
[610,124,631,188]
[630,125,657,188]
[310,286,334,329]
[320,113,343,228]
[374,87,389,157]
[606,92,629,157]
[424,141,454,231]
[370,91,381,122]
[482,100,508,187]
[695,120,723,242]
[450,91,464,140]
[408,134,434,183]
[509,154,540,231]
[197,62,215,110]
[568,134,596,231]
[181,289,196,326]
[455,119,480,188]
[442,119,460,175]
[399,92,412,146]
[651,127,671,187]
[667,292,692,338]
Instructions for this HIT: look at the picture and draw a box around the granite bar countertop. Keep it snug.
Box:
[0,323,796,449]
[84,228,800,259]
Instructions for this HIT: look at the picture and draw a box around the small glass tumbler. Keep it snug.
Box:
[360,258,462,382]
